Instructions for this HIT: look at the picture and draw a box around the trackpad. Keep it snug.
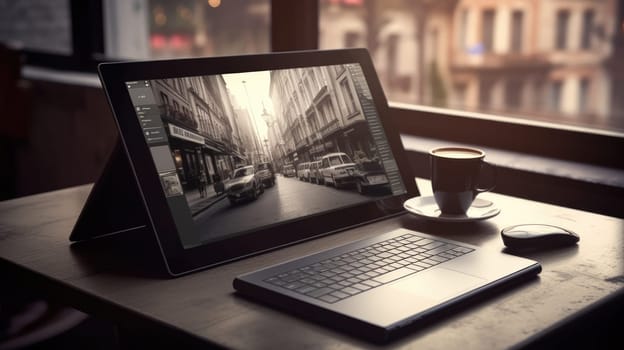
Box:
[389,267,486,301]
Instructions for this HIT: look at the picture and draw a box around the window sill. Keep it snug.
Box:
[401,134,624,218]
[21,66,101,88]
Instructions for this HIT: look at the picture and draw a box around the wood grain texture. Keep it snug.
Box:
[0,183,623,349]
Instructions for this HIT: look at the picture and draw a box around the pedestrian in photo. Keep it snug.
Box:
[213,173,224,195]
[199,170,208,198]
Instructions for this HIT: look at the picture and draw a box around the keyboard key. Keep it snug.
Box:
[311,282,327,288]
[307,287,334,298]
[373,267,416,284]
[429,255,449,263]
[365,271,380,278]
[422,242,445,250]
[361,279,382,288]
[406,264,424,271]
[382,265,398,272]
[319,295,339,303]
[330,291,350,299]
[422,258,442,266]
[284,282,305,290]
[296,285,318,294]
[414,261,432,269]
[352,283,372,291]
[341,272,356,278]
[414,238,433,246]
[428,245,456,255]
[342,287,361,295]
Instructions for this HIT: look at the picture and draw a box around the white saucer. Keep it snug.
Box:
[403,196,501,222]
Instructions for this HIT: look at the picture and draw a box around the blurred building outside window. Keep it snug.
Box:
[0,0,72,55]
[103,0,269,59]
[319,0,624,132]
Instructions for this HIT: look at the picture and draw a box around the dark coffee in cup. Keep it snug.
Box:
[430,147,495,215]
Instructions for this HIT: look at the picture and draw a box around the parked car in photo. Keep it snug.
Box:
[227,165,263,204]
[353,159,391,195]
[255,162,275,188]
[282,164,296,177]
[320,152,357,189]
[308,160,323,184]
[297,162,311,181]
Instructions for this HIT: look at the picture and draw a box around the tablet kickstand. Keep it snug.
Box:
[70,139,149,242]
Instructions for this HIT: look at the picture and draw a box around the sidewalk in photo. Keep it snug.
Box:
[185,185,227,216]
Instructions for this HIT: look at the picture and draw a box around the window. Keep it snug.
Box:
[458,9,468,50]
[550,81,563,112]
[104,0,270,59]
[340,78,358,115]
[453,83,467,108]
[318,96,334,126]
[482,9,495,53]
[556,10,570,50]
[479,79,494,110]
[160,92,170,106]
[2,0,622,144]
[344,31,361,48]
[386,33,400,87]
[0,0,72,55]
[579,78,590,114]
[581,9,595,50]
[318,0,624,134]
[505,79,523,110]
[510,10,523,53]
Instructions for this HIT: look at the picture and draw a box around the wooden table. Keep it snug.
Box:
[1,182,623,349]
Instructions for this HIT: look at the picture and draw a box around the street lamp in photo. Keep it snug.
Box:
[241,80,263,164]
[261,104,277,164]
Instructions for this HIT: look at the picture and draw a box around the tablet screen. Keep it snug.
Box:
[125,63,407,249]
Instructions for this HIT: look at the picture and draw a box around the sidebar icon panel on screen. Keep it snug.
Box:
[126,81,184,198]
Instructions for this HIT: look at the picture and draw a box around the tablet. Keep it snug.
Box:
[96,49,418,276]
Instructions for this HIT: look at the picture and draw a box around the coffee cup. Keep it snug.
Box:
[430,146,495,215]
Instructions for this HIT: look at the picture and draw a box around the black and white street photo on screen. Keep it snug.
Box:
[147,64,397,242]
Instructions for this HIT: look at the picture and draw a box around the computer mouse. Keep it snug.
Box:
[501,224,579,250]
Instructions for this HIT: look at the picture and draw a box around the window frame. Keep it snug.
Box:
[19,0,104,72]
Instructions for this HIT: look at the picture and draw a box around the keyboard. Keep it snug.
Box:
[264,232,474,303]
